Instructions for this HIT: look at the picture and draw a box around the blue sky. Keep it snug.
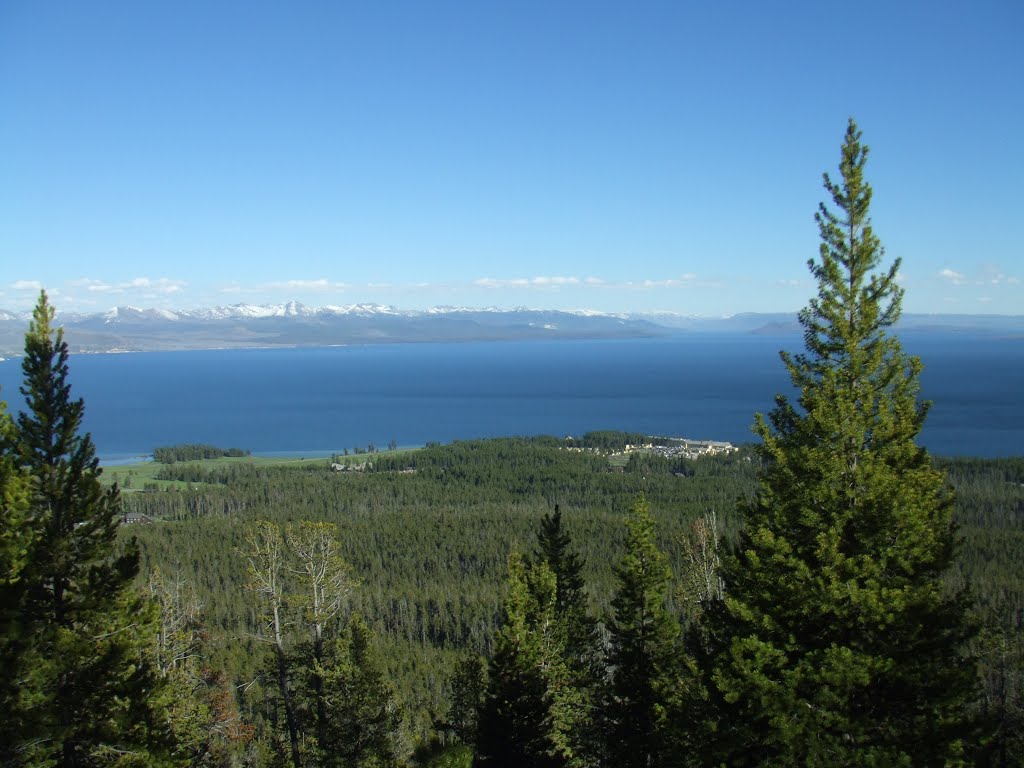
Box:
[1,1,1021,316]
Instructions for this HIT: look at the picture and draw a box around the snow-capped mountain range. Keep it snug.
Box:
[0,301,663,354]
[73,301,551,323]
[0,301,1021,356]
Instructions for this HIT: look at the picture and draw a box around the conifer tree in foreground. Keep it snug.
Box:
[604,496,678,768]
[532,506,604,767]
[446,653,487,750]
[475,552,575,768]
[319,614,405,768]
[692,121,979,764]
[11,291,177,766]
[0,397,32,762]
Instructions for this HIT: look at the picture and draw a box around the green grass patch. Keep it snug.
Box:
[607,452,631,468]
[101,455,329,491]
[102,449,423,491]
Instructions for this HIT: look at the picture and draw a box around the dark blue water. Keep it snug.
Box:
[0,335,1020,460]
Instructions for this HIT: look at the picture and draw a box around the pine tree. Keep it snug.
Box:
[532,505,603,766]
[446,653,486,749]
[0,397,32,761]
[320,614,405,768]
[692,120,980,765]
[604,496,679,768]
[12,291,178,766]
[475,551,576,768]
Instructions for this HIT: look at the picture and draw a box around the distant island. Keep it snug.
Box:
[1,301,1022,355]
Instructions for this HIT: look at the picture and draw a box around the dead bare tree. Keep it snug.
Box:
[677,509,725,624]
[241,521,303,768]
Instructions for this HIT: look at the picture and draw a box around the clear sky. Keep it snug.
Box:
[1,1,1021,316]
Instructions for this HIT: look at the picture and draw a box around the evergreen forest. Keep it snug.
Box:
[1,121,1022,766]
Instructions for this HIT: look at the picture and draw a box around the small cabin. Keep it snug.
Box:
[122,513,152,525]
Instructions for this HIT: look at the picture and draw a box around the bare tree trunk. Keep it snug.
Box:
[275,642,303,768]
[286,521,355,760]
[242,522,303,768]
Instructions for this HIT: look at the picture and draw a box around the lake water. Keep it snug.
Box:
[0,335,1020,460]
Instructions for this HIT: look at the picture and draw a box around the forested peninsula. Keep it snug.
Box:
[2,122,1022,767]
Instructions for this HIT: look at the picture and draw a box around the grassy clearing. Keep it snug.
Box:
[101,449,422,491]
[101,455,323,491]
[607,452,631,468]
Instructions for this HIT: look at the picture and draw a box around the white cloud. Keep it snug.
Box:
[531,276,579,286]
[938,265,1020,290]
[475,276,581,289]
[87,281,119,293]
[476,277,526,288]
[475,274,709,291]
[628,273,698,289]
[146,277,186,294]
[938,268,966,285]
[12,280,43,291]
[978,265,1019,286]
[268,278,345,292]
[70,276,186,295]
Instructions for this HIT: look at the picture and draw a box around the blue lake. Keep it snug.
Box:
[0,335,1021,460]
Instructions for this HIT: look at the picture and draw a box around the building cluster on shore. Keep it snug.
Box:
[561,437,739,460]
[624,439,738,460]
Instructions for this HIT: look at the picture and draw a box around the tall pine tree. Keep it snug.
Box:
[692,120,979,765]
[319,614,406,768]
[604,496,679,768]
[533,506,604,767]
[12,291,177,766]
[475,551,577,768]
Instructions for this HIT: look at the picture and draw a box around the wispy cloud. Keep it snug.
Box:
[977,265,1019,286]
[474,274,706,291]
[267,278,346,292]
[475,276,580,289]
[938,268,966,285]
[12,280,43,291]
[532,278,581,286]
[71,277,187,295]
[939,265,1020,288]
[635,273,697,288]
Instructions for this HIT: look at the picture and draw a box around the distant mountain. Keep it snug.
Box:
[0,302,666,355]
[628,311,1024,337]
[0,303,1021,355]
